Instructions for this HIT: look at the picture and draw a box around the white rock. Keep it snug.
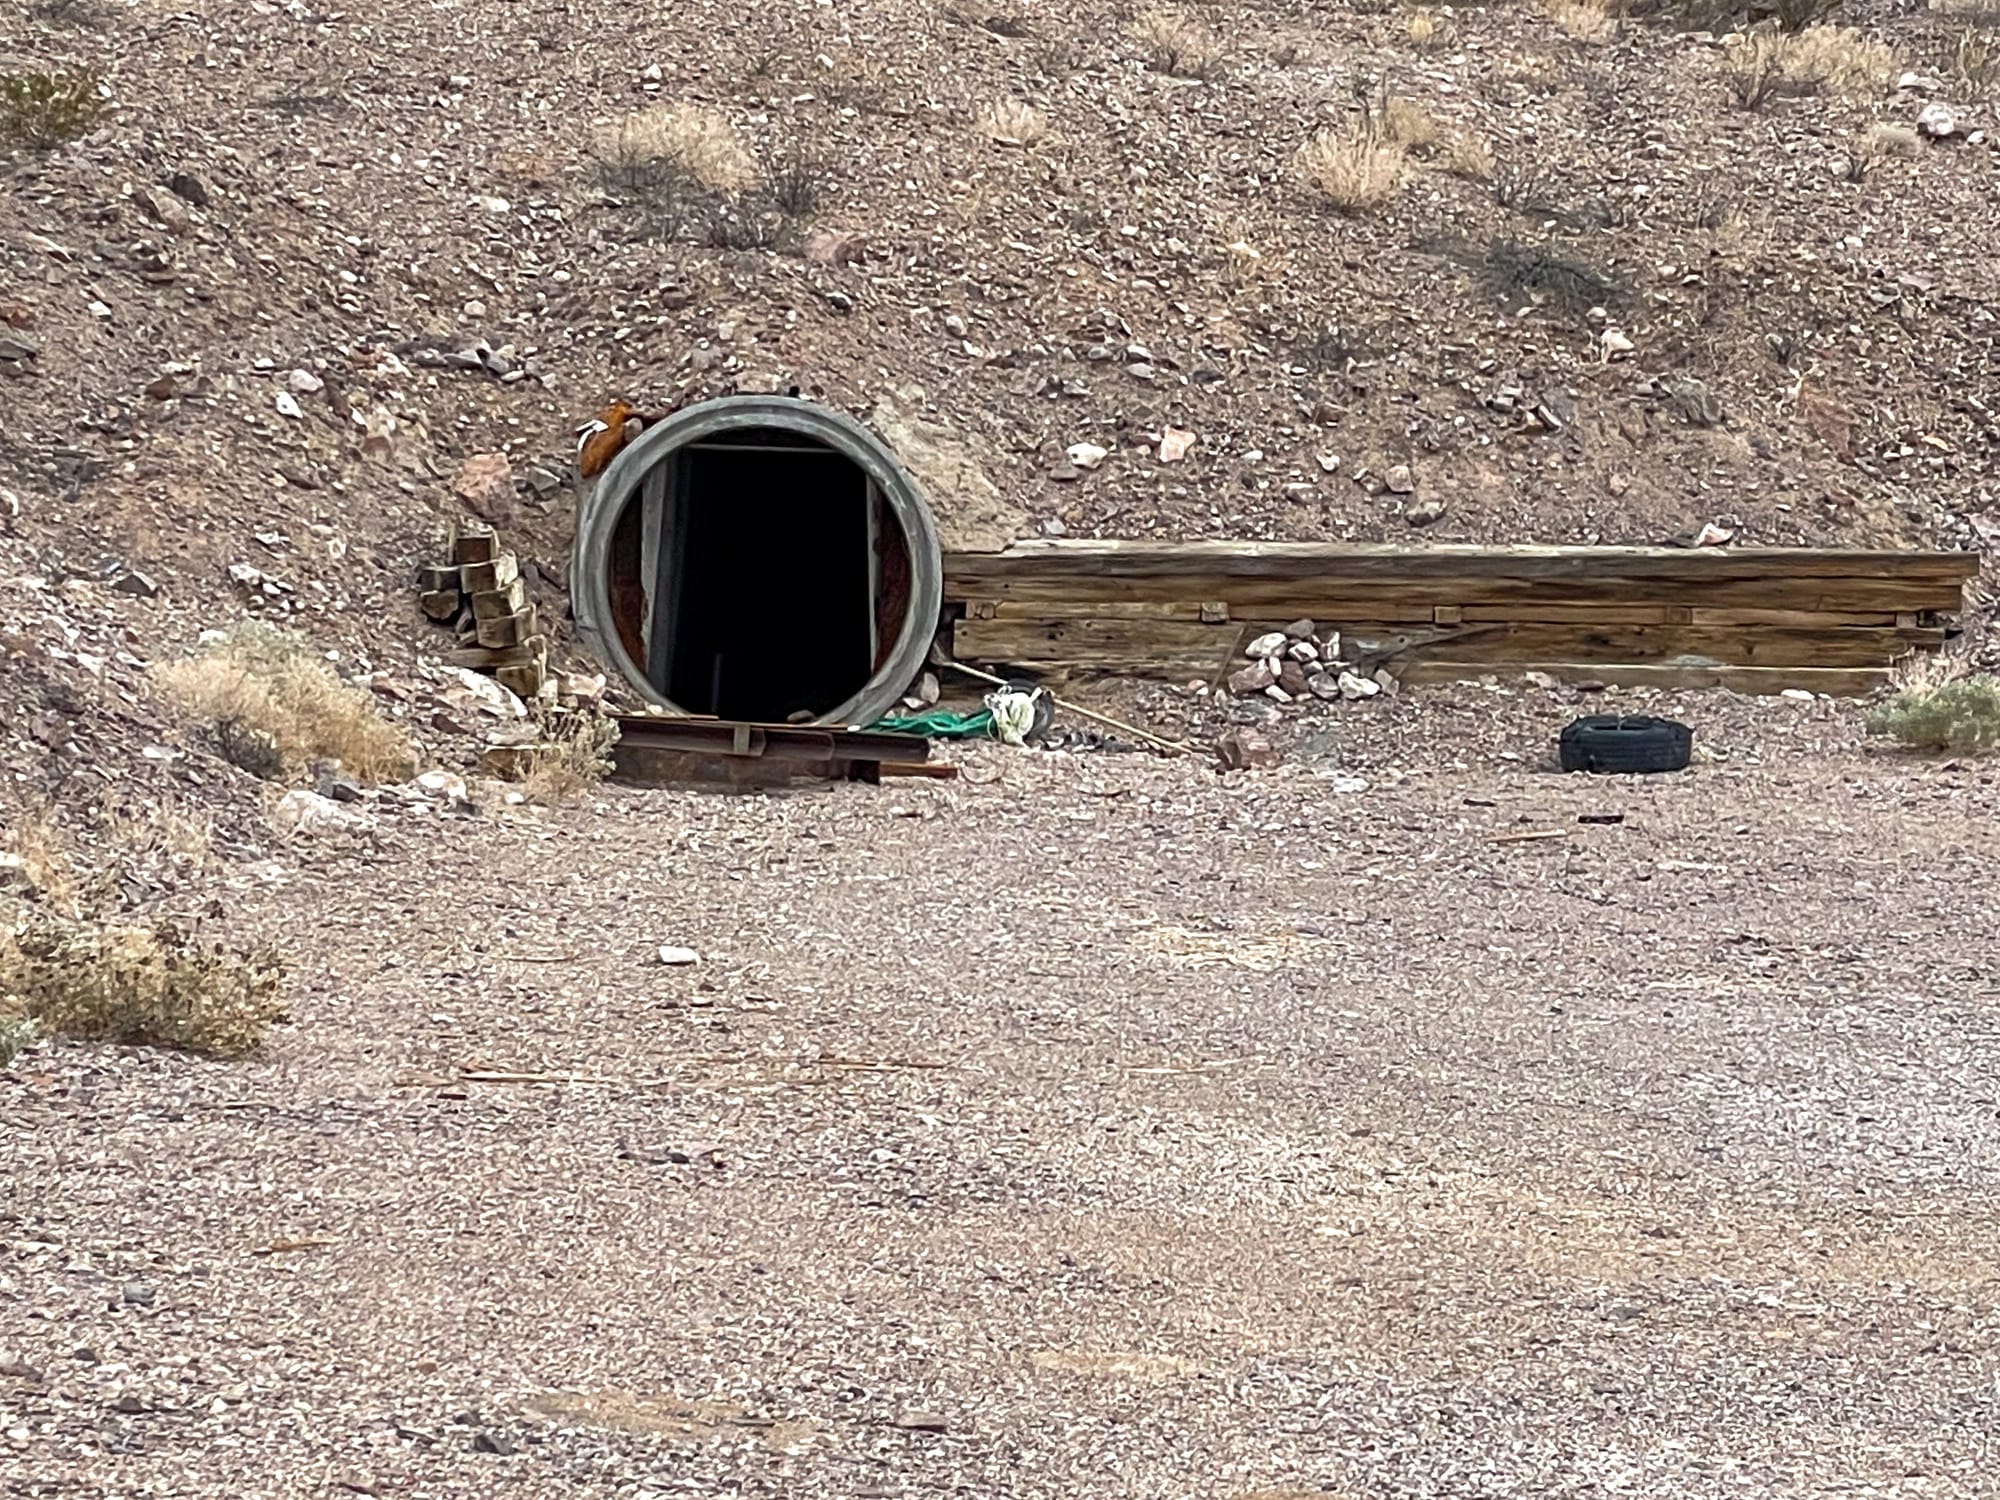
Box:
[1524,670,1562,690]
[1287,640,1319,663]
[1372,668,1399,696]
[1065,441,1109,470]
[272,789,362,835]
[274,392,303,419]
[1264,685,1293,703]
[1918,101,1958,138]
[415,769,469,801]
[450,667,528,719]
[1315,453,1341,473]
[1308,671,1343,701]
[1319,632,1343,664]
[287,369,323,394]
[1600,327,1635,358]
[1780,688,1815,702]
[657,945,701,966]
[1338,671,1381,700]
[1385,464,1414,495]
[1244,631,1289,659]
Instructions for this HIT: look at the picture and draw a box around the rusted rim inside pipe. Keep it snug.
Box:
[570,396,943,727]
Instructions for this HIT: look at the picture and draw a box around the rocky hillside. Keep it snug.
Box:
[3,0,1998,828]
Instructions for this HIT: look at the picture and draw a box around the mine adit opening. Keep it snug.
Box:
[572,398,943,727]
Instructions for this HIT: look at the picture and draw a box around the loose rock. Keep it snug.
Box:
[1216,728,1280,770]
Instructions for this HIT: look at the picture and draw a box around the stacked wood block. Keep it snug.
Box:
[944,542,1980,697]
[415,526,548,698]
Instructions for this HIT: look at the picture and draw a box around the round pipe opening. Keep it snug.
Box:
[571,397,943,727]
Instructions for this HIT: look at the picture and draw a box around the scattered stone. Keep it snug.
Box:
[1285,640,1318,663]
[894,1412,950,1434]
[1158,426,1195,463]
[657,945,701,967]
[1694,521,1735,548]
[1217,728,1279,770]
[455,453,517,523]
[1308,671,1343,700]
[274,391,303,420]
[287,369,323,395]
[1244,631,1290,659]
[1337,671,1381,700]
[135,184,191,233]
[168,169,211,208]
[110,570,160,598]
[1385,464,1414,495]
[469,1431,516,1456]
[121,1282,155,1307]
[1917,101,1958,139]
[0,1353,44,1383]
[1047,464,1082,482]
[1600,328,1635,360]
[1320,632,1343,664]
[1264,684,1294,703]
[1282,618,1316,639]
[1276,660,1310,697]
[1065,442,1108,470]
[1404,497,1447,527]
[1372,668,1400,695]
[1523,670,1562,691]
[1780,688,1815,702]
[274,789,365,835]
[415,769,469,803]
[1227,659,1276,695]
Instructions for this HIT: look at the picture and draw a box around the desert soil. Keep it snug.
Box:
[5,694,1998,1498]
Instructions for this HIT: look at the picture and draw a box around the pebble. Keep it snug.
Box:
[1338,671,1381,700]
[1228,659,1276,695]
[657,946,701,967]
[1216,728,1279,770]
[1244,631,1290,659]
[1404,497,1448,527]
[121,1282,155,1307]
[1308,671,1343,701]
[1386,464,1414,495]
[1065,442,1108,470]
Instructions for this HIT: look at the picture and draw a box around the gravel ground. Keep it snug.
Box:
[4,696,1999,1498]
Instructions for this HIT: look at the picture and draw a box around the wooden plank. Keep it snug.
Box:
[474,606,540,649]
[1399,661,1892,696]
[471,577,528,620]
[944,541,1978,585]
[1462,604,1691,624]
[1689,607,1901,627]
[943,573,1968,614]
[461,553,520,593]
[1358,621,1940,670]
[989,601,1212,621]
[953,616,1248,675]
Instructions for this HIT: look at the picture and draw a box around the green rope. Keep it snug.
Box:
[865,707,996,739]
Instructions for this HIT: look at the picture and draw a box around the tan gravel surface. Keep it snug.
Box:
[5,701,1999,1498]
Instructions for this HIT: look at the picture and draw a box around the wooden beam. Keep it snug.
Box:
[1398,661,1892,696]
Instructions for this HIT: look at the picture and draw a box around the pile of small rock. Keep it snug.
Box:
[1225,620,1397,705]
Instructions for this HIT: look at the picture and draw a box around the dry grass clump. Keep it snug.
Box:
[1380,96,1440,151]
[0,913,285,1058]
[156,623,413,784]
[1848,121,1920,178]
[1442,131,1498,181]
[0,67,104,151]
[1297,121,1406,213]
[1405,8,1453,48]
[520,711,620,805]
[1134,9,1224,78]
[593,102,752,194]
[976,98,1048,146]
[1865,656,2000,753]
[1724,32,1792,108]
[1789,25,1897,96]
[1950,26,1998,93]
[1548,0,1617,41]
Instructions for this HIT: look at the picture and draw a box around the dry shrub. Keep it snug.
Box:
[1548,0,1617,41]
[156,623,412,784]
[1788,25,1897,97]
[1134,9,1224,78]
[1406,8,1453,47]
[0,68,104,151]
[1849,120,1920,178]
[0,1013,36,1069]
[1380,96,1440,151]
[520,711,620,805]
[0,912,286,1058]
[594,103,752,195]
[1443,131,1497,180]
[1866,657,2000,754]
[1951,26,1998,93]
[976,98,1048,146]
[1725,33,1792,108]
[1297,122,1405,214]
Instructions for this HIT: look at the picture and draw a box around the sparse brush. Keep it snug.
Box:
[1134,9,1224,79]
[1548,0,1617,42]
[0,68,105,151]
[1406,8,1452,48]
[976,97,1048,146]
[763,139,828,216]
[1866,659,2000,754]
[594,103,753,195]
[1848,121,1920,179]
[0,912,286,1059]
[1787,25,1896,97]
[1297,122,1406,214]
[1725,33,1793,110]
[0,1013,36,1069]
[518,711,620,805]
[156,622,413,785]
[1379,96,1440,151]
[1443,131,1497,181]
[1951,26,1999,93]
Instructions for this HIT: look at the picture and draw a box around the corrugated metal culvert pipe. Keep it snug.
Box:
[570,397,943,727]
